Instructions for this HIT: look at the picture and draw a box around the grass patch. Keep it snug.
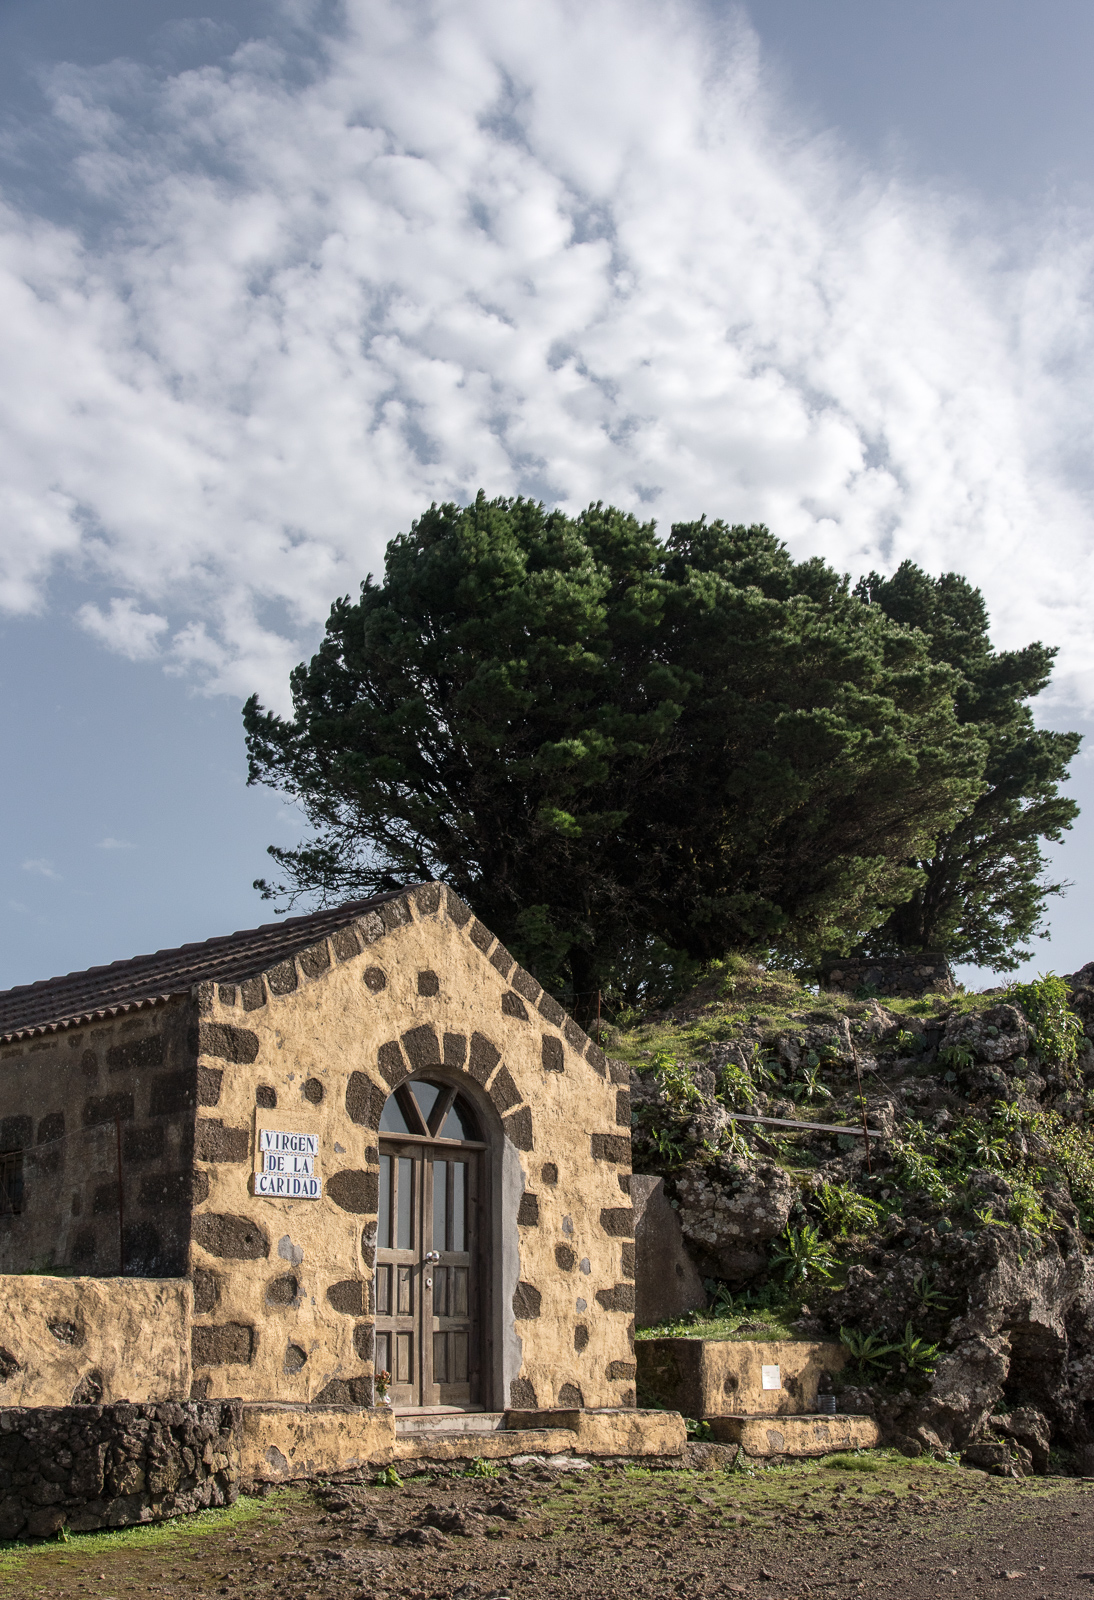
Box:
[821,1452,885,1472]
[0,1492,289,1574]
[635,1309,800,1341]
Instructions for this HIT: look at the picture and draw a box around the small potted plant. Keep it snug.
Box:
[375,1369,391,1406]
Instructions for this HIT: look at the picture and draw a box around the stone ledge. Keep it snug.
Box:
[240,1403,395,1483]
[706,1413,880,1457]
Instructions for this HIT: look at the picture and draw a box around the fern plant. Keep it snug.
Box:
[770,1222,838,1284]
[838,1326,894,1373]
[911,1272,949,1310]
[814,1181,882,1237]
[892,1322,940,1374]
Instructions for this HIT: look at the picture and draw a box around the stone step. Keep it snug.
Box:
[394,1409,506,1436]
[395,1426,578,1463]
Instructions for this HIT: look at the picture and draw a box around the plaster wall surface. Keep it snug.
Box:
[636,1336,846,1417]
[239,1402,394,1483]
[188,884,637,1413]
[0,1275,192,1406]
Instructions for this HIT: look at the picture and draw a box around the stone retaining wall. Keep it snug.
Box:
[0,1400,240,1540]
[820,952,953,999]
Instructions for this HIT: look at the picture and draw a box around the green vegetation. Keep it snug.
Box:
[244,496,1081,1016]
[857,561,1079,970]
[1007,974,1083,1068]
[839,1327,896,1375]
[0,1493,281,1572]
[770,1222,839,1284]
[813,1181,882,1237]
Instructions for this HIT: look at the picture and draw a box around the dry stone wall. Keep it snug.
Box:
[0,1400,240,1539]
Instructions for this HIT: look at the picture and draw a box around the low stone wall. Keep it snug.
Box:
[240,1402,394,1484]
[820,952,953,999]
[0,1276,192,1407]
[0,1400,240,1540]
[636,1337,846,1417]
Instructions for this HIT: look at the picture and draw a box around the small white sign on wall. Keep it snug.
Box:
[761,1364,782,1390]
[254,1129,322,1199]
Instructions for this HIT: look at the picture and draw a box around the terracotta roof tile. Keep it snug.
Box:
[0,890,410,1041]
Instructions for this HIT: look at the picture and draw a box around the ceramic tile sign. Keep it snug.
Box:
[254,1129,322,1199]
[761,1364,782,1390]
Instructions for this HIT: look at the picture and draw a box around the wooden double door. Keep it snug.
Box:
[375,1080,485,1408]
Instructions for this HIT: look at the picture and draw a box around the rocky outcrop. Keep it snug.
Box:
[670,1159,797,1281]
[626,964,1094,1473]
[0,1400,240,1539]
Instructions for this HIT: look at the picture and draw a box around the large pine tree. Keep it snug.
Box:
[243,495,989,1013]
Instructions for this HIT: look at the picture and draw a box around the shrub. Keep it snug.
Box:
[1007,974,1082,1069]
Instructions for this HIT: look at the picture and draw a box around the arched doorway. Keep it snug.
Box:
[375,1077,488,1410]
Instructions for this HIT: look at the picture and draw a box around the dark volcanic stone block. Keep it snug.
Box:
[503,1105,534,1150]
[401,1025,441,1071]
[346,1071,384,1128]
[591,1133,631,1163]
[195,1120,250,1163]
[191,1323,255,1365]
[197,1066,224,1107]
[107,1036,165,1073]
[468,1032,500,1085]
[327,1279,367,1315]
[327,1169,379,1215]
[192,1213,269,1260]
[192,1022,260,1064]
[82,1094,134,1128]
[512,1281,542,1319]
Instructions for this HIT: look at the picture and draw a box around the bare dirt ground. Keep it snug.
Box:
[3,1454,1094,1600]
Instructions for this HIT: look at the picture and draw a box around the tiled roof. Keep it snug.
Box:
[0,890,409,1041]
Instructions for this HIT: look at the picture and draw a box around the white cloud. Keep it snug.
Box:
[77,598,169,660]
[22,859,60,880]
[97,837,137,851]
[0,0,1092,712]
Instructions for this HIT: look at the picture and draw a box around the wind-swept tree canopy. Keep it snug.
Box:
[856,562,1080,969]
[244,494,992,1015]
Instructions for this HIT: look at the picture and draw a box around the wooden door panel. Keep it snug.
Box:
[428,1153,476,1406]
[375,1148,421,1406]
[376,1117,483,1411]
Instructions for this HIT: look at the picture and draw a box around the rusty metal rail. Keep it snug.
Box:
[723,1110,880,1139]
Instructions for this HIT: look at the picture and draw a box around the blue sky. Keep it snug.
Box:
[2,0,1094,990]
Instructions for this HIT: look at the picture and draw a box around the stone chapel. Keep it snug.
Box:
[0,883,645,1442]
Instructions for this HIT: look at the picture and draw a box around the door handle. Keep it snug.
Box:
[424,1251,441,1263]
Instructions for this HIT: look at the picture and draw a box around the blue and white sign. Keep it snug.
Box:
[254,1129,322,1199]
